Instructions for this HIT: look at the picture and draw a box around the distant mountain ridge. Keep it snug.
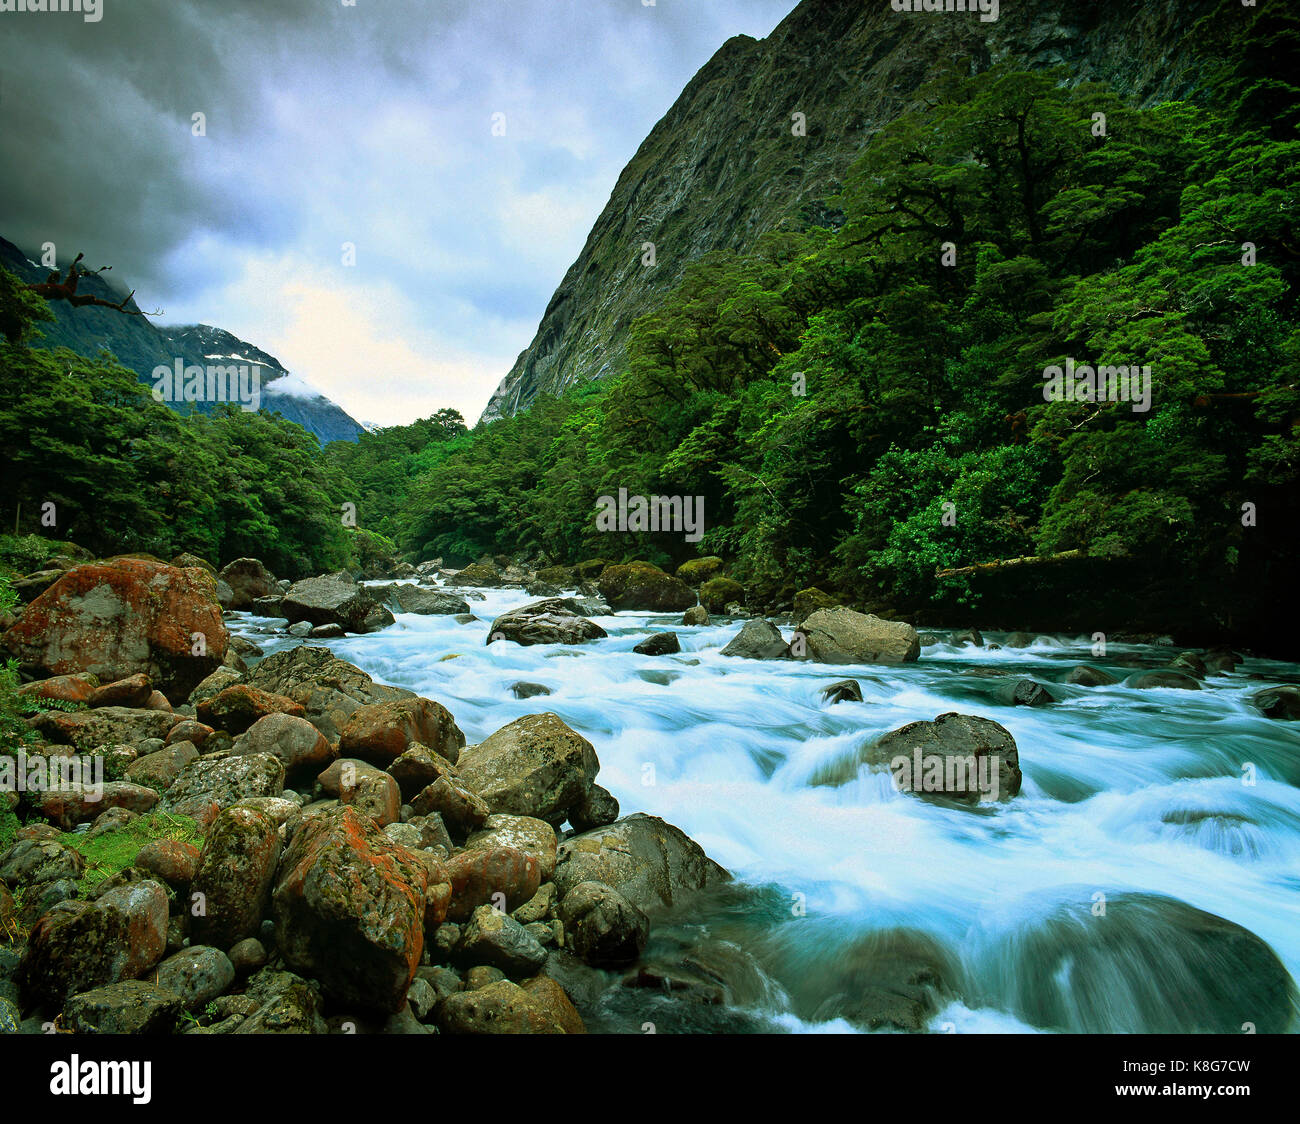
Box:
[483,0,1221,420]
[0,236,365,445]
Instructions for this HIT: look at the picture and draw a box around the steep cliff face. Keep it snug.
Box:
[483,0,1218,420]
[1,237,364,445]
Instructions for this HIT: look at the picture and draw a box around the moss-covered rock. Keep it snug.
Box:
[272,806,427,1014]
[191,806,281,949]
[597,561,695,612]
[675,556,725,586]
[699,576,744,613]
[793,587,837,623]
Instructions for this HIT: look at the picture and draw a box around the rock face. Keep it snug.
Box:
[598,563,696,612]
[218,559,277,610]
[795,608,920,665]
[272,806,427,1013]
[487,599,608,646]
[246,646,416,741]
[553,813,729,912]
[482,0,1217,420]
[865,713,1022,805]
[456,713,600,828]
[282,574,394,634]
[1,558,229,700]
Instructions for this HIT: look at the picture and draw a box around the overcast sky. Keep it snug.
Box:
[0,0,796,426]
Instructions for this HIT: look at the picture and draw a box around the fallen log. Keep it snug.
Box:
[935,549,1087,578]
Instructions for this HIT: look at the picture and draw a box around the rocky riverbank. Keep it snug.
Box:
[2,552,1298,1034]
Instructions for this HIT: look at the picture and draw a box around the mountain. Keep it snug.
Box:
[483,0,1220,420]
[0,236,365,445]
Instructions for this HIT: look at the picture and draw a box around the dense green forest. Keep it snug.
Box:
[1,24,1296,637]
[340,57,1300,632]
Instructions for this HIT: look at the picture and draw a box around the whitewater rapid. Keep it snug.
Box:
[229,585,1300,1033]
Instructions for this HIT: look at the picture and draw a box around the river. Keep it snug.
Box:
[228,585,1300,1034]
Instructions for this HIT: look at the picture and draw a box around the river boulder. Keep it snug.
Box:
[162,753,285,813]
[1065,665,1119,687]
[794,607,920,664]
[675,557,725,586]
[190,806,282,949]
[444,845,542,921]
[487,599,608,646]
[456,713,600,827]
[721,619,789,659]
[557,881,649,967]
[435,977,573,1034]
[553,813,729,912]
[699,577,744,614]
[449,561,503,587]
[217,558,277,610]
[371,583,470,615]
[598,562,696,612]
[19,880,170,1006]
[634,631,680,656]
[464,814,559,881]
[994,892,1298,1033]
[1,558,229,701]
[272,806,427,1013]
[246,646,417,741]
[196,684,306,734]
[1253,685,1300,720]
[281,574,394,634]
[230,712,335,775]
[339,696,465,767]
[1125,670,1202,690]
[820,679,863,705]
[864,713,1021,805]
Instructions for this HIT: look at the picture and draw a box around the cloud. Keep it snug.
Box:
[1,0,796,423]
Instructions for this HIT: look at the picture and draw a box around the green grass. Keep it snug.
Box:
[59,810,204,894]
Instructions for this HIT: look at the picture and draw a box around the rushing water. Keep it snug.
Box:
[229,585,1300,1034]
